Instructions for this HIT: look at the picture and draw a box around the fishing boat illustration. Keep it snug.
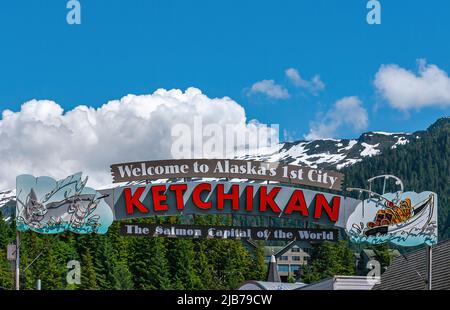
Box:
[363,194,434,237]
[347,175,436,239]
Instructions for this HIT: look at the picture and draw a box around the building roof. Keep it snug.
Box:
[239,281,307,290]
[373,239,450,290]
[297,276,379,290]
[263,246,284,257]
[263,241,313,257]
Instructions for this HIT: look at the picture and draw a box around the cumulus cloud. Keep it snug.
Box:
[285,68,325,95]
[0,88,278,189]
[247,68,324,100]
[248,80,290,99]
[305,96,368,140]
[374,59,450,110]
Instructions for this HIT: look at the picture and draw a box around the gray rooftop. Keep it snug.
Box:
[374,239,450,290]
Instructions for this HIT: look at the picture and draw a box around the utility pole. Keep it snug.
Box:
[15,230,20,290]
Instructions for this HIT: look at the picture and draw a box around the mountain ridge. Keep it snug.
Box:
[241,130,416,170]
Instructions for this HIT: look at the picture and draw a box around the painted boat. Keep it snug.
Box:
[363,194,434,237]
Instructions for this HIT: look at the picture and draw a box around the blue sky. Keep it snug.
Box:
[1,0,450,140]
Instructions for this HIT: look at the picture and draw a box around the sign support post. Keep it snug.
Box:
[15,230,20,290]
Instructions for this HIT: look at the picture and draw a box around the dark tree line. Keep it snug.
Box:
[0,216,267,290]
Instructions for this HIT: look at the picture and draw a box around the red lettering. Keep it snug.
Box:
[169,184,187,210]
[284,190,309,216]
[259,186,281,213]
[314,194,341,222]
[192,183,212,210]
[151,185,168,211]
[246,186,254,212]
[124,187,149,215]
[217,184,240,210]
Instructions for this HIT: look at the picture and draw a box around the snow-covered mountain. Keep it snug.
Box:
[240,131,416,170]
[0,190,15,221]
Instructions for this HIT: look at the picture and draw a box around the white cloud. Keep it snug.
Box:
[285,68,325,94]
[248,79,290,99]
[305,96,368,140]
[374,59,450,110]
[0,88,278,189]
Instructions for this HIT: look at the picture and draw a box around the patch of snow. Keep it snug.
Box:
[372,131,394,135]
[235,143,284,159]
[336,158,362,170]
[391,137,409,149]
[360,143,381,157]
[372,131,407,135]
[290,152,347,168]
[280,143,309,159]
[0,189,16,205]
[338,140,357,152]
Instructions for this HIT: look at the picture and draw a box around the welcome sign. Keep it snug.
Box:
[15,168,438,246]
[110,159,345,191]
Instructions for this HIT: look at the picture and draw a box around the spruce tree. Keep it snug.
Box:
[112,263,134,290]
[167,238,201,289]
[250,241,267,281]
[93,236,118,289]
[129,236,171,290]
[80,250,99,290]
[193,240,215,290]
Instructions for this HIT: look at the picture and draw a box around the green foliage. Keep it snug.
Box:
[287,273,295,283]
[112,263,134,290]
[167,238,201,289]
[129,236,171,289]
[302,241,355,283]
[0,211,14,290]
[367,244,395,272]
[0,217,265,290]
[0,249,13,289]
[250,241,267,281]
[193,241,215,289]
[80,250,98,290]
[0,211,13,249]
